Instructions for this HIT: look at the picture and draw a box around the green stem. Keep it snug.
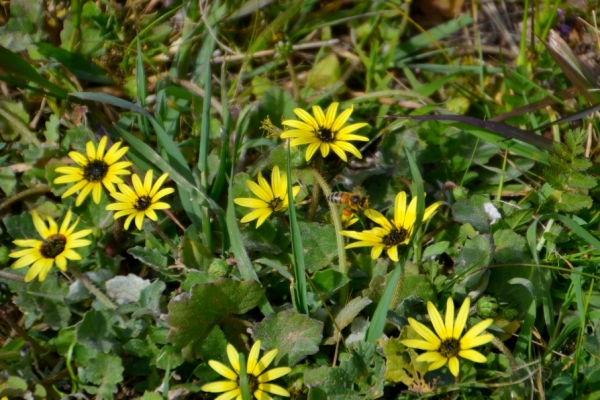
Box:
[239,353,252,400]
[69,267,117,310]
[286,55,300,103]
[0,185,51,211]
[150,219,178,254]
[307,156,323,222]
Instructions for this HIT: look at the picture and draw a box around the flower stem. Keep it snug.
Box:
[307,156,323,222]
[0,185,51,212]
[150,219,178,254]
[239,352,252,400]
[68,267,117,310]
[285,55,300,102]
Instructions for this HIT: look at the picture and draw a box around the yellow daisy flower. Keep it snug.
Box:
[339,210,359,229]
[202,340,291,400]
[9,210,92,282]
[105,170,174,230]
[401,297,494,377]
[281,102,369,162]
[341,191,441,262]
[54,136,132,206]
[233,166,301,228]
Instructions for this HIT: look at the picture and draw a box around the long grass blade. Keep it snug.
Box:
[286,143,308,314]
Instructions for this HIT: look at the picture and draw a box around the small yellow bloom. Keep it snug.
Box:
[281,102,369,162]
[341,191,441,262]
[340,210,359,229]
[202,340,292,400]
[402,297,494,377]
[9,210,92,282]
[234,166,301,228]
[105,170,174,230]
[54,136,132,206]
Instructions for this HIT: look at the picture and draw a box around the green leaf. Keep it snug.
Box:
[557,192,593,212]
[454,234,492,276]
[253,310,323,366]
[452,196,491,233]
[80,353,124,399]
[155,345,185,370]
[0,46,67,98]
[569,172,597,189]
[105,274,151,306]
[167,279,265,358]
[13,278,70,330]
[493,229,529,264]
[422,241,450,259]
[311,270,350,300]
[36,42,112,84]
[299,222,338,273]
[0,166,16,196]
[324,297,371,344]
[133,280,166,318]
[76,310,115,353]
[0,0,41,51]
[571,157,593,171]
[2,212,37,239]
[128,246,168,271]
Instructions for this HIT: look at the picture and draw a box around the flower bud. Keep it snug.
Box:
[476,296,499,318]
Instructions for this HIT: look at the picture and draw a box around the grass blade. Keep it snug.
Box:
[0,45,68,98]
[286,143,308,314]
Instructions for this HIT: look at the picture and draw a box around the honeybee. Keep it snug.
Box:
[327,189,370,214]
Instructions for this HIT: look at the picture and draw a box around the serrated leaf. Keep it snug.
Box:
[254,310,323,366]
[81,353,124,398]
[569,172,597,189]
[571,157,592,172]
[166,279,264,358]
[128,246,168,270]
[558,192,593,212]
[43,114,60,143]
[504,209,534,230]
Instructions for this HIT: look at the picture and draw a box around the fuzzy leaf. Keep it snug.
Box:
[128,246,168,271]
[569,172,597,189]
[254,310,323,366]
[452,196,491,233]
[166,279,264,359]
[558,192,593,212]
[311,270,350,299]
[76,310,115,353]
[81,353,124,398]
[105,274,151,305]
[299,221,338,273]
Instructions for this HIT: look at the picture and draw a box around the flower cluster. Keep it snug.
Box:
[10,136,175,282]
[342,191,442,262]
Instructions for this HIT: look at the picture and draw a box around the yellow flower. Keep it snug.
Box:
[401,297,494,377]
[341,191,441,262]
[339,210,359,229]
[233,166,301,228]
[9,210,92,282]
[54,136,132,206]
[105,170,174,230]
[281,102,369,162]
[202,340,291,400]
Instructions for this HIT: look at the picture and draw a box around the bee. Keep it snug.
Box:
[327,189,370,214]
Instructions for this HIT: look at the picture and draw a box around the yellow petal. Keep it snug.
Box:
[460,319,494,346]
[394,192,407,228]
[453,297,471,339]
[312,105,326,127]
[201,381,238,393]
[386,245,399,262]
[458,349,488,363]
[247,341,261,375]
[257,383,290,397]
[427,301,447,340]
[407,317,441,346]
[401,339,440,351]
[324,102,338,129]
[227,344,240,373]
[209,360,239,380]
[305,142,321,161]
[257,367,291,383]
[445,297,455,342]
[331,103,351,132]
[293,108,319,130]
[253,349,277,376]
[448,356,460,376]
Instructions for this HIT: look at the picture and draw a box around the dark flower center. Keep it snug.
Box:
[40,234,67,258]
[134,195,152,211]
[247,374,259,394]
[269,197,283,211]
[317,127,335,142]
[83,160,109,182]
[382,227,409,246]
[438,337,461,358]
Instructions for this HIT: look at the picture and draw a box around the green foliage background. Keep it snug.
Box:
[1,0,600,399]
